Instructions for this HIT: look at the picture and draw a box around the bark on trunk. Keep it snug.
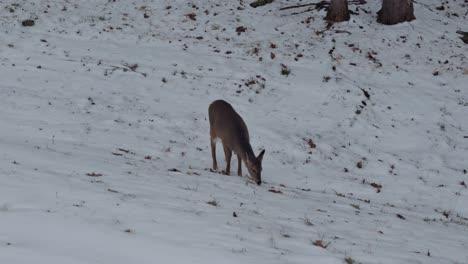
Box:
[377,0,415,25]
[325,0,350,22]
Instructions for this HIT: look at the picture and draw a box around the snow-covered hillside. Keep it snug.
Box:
[1,0,467,263]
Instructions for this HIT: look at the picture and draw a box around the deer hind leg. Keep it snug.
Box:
[237,154,242,176]
[210,129,218,171]
[222,143,232,175]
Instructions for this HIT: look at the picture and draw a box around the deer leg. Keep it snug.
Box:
[237,154,242,176]
[222,144,232,175]
[210,134,218,171]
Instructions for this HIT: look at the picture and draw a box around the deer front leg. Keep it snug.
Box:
[210,136,218,171]
[222,144,232,175]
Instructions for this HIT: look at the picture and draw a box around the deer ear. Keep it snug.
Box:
[257,149,265,162]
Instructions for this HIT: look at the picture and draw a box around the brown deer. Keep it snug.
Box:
[208,100,265,185]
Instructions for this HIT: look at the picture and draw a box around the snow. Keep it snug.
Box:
[1,0,467,263]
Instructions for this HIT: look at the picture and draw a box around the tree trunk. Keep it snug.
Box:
[377,0,415,25]
[325,0,350,22]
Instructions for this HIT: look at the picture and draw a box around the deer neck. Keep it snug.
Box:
[238,141,256,163]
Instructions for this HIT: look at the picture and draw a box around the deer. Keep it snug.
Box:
[208,99,265,185]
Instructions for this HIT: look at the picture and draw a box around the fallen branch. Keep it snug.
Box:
[315,23,352,35]
[279,1,327,11]
[250,0,274,8]
[104,63,147,77]
[279,0,366,11]
[332,29,352,34]
[456,30,468,44]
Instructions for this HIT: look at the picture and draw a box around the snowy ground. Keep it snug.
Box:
[0,0,467,263]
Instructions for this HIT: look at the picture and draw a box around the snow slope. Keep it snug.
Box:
[0,0,467,263]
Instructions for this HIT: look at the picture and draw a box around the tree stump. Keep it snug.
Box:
[325,0,350,22]
[377,0,415,25]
